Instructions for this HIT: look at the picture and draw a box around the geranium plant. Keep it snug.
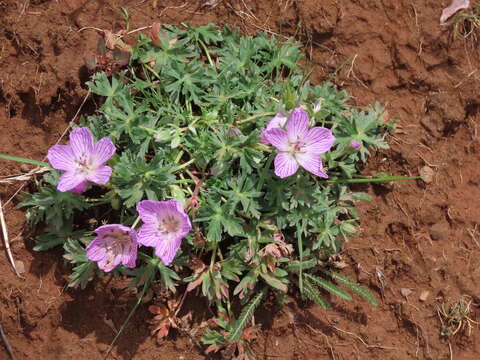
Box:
[4,23,415,357]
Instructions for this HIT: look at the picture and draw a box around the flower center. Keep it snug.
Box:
[290,141,305,154]
[105,231,131,251]
[76,153,95,175]
[102,230,132,266]
[159,215,180,235]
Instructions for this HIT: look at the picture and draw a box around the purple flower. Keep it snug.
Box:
[259,113,287,144]
[350,140,361,149]
[47,127,115,193]
[86,224,138,272]
[262,108,335,178]
[137,200,192,265]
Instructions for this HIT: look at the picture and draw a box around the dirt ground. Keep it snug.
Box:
[1,0,479,359]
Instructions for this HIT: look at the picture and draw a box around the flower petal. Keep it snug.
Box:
[296,152,328,178]
[98,256,118,272]
[69,127,94,158]
[155,237,182,265]
[259,114,287,144]
[266,113,287,131]
[71,181,89,194]
[123,241,138,268]
[137,223,162,247]
[350,140,361,149]
[285,108,309,142]
[440,0,470,24]
[274,152,299,178]
[57,171,85,192]
[137,200,164,224]
[85,165,112,185]
[303,127,335,154]
[86,239,107,261]
[92,137,116,165]
[171,200,192,234]
[95,224,132,235]
[47,145,76,171]
[263,128,289,151]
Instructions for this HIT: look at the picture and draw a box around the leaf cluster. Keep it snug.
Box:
[22,24,391,351]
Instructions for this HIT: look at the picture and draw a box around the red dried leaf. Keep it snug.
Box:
[151,321,171,339]
[148,304,169,317]
[186,276,203,293]
[84,55,97,71]
[113,48,131,67]
[205,345,221,354]
[104,30,117,50]
[150,23,162,47]
[97,38,106,55]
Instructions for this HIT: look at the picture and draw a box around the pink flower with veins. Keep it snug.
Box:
[86,224,138,272]
[262,108,335,178]
[47,127,115,193]
[137,200,192,265]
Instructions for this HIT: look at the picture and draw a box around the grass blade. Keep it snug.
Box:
[0,153,51,168]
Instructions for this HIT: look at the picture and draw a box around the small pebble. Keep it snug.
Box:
[430,222,449,241]
[420,166,434,184]
[20,164,30,173]
[14,260,25,274]
[400,288,412,297]
[97,343,108,352]
[419,290,430,302]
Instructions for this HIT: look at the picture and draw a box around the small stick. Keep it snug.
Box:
[0,167,50,184]
[0,322,17,360]
[0,197,22,278]
[332,325,397,350]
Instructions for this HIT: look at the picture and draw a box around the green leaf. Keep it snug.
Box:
[324,270,378,306]
[286,258,317,274]
[228,287,267,343]
[63,236,96,289]
[305,273,353,301]
[87,72,123,99]
[303,278,330,308]
[260,273,287,292]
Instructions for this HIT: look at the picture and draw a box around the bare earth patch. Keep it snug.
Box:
[1,0,479,359]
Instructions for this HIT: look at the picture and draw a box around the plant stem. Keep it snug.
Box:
[131,216,141,229]
[173,158,195,172]
[237,112,276,125]
[0,154,51,168]
[144,64,161,80]
[198,39,214,67]
[257,153,274,191]
[209,242,218,271]
[104,273,152,358]
[175,179,195,185]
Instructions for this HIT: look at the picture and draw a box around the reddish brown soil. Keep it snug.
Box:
[1,0,480,359]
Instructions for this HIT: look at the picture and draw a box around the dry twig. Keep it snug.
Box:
[0,167,50,184]
[331,325,397,350]
[0,197,22,278]
[0,323,16,360]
